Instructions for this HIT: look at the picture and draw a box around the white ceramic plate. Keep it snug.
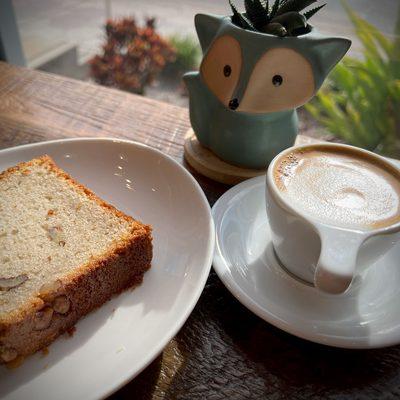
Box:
[0,138,215,399]
[212,159,400,349]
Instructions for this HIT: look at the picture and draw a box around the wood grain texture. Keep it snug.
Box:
[0,62,188,158]
[3,62,400,400]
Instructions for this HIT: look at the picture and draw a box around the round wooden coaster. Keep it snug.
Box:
[184,130,266,185]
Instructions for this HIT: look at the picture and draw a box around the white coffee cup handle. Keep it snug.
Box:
[314,226,366,294]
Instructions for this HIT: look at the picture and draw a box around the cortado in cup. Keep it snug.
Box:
[266,143,400,294]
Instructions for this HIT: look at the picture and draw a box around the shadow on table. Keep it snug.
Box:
[225,324,398,397]
[218,244,396,397]
[156,266,399,400]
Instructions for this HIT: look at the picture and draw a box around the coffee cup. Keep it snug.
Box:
[266,143,400,294]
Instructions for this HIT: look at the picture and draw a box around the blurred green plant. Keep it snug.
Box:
[306,1,400,158]
[169,35,201,73]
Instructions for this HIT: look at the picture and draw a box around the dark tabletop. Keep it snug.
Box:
[1,61,399,400]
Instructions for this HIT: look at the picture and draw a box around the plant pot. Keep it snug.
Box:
[184,14,351,169]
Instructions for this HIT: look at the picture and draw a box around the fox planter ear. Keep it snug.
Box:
[195,14,224,53]
[309,36,352,92]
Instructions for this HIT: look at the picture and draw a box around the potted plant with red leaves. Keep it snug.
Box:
[90,17,176,95]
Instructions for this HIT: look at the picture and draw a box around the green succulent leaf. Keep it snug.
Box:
[270,0,281,19]
[253,0,269,13]
[276,0,317,15]
[245,0,270,28]
[303,4,326,20]
[244,0,256,17]
[263,22,287,36]
[229,0,244,27]
[271,11,307,33]
[240,12,257,30]
[230,0,257,30]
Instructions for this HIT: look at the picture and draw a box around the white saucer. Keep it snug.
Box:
[212,169,400,349]
[0,138,214,400]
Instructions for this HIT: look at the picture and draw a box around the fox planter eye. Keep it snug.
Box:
[223,65,232,77]
[183,1,351,170]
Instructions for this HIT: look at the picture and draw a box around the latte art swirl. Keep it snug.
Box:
[274,147,400,229]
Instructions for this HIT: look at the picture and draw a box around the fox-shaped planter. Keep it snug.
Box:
[184,14,351,169]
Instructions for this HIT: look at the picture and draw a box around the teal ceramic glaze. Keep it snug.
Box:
[184,14,351,169]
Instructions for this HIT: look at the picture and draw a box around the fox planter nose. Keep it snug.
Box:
[184,13,351,169]
[229,98,240,110]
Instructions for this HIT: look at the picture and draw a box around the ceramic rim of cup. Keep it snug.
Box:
[266,142,400,236]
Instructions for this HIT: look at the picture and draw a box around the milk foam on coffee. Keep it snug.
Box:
[274,146,400,229]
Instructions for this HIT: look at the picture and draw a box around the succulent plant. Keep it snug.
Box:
[229,0,326,37]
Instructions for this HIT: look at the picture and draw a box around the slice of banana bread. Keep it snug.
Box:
[0,155,152,364]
